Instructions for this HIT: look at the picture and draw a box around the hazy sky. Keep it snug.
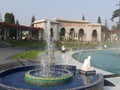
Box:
[0,0,119,28]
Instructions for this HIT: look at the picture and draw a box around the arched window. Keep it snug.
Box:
[92,30,97,41]
[78,29,84,41]
[69,28,75,40]
[60,28,66,40]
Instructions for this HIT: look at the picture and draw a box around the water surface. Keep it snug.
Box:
[72,49,120,74]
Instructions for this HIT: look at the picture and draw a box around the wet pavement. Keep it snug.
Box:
[0,41,39,65]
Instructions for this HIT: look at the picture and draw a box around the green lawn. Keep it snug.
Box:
[7,40,99,49]
[58,41,98,49]
[7,40,45,47]
[11,41,120,60]
[12,50,44,60]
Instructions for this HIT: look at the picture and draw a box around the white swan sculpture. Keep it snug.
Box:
[81,56,93,71]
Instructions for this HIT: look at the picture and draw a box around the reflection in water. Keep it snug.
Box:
[81,75,95,85]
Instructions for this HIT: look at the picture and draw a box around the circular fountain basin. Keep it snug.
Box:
[0,65,104,90]
[25,68,73,86]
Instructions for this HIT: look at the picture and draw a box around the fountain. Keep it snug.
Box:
[81,56,92,71]
[80,56,96,75]
[0,20,104,90]
[24,21,73,86]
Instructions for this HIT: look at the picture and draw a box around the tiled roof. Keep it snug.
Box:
[0,22,41,31]
[104,30,120,33]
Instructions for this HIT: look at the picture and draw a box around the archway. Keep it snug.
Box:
[92,30,97,41]
[60,27,66,40]
[69,28,75,40]
[78,29,84,41]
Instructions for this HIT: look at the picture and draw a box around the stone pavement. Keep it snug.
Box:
[0,47,29,65]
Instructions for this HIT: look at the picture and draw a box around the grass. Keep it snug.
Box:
[12,50,44,60]
[7,40,45,47]
[11,40,120,60]
[7,40,99,49]
[103,41,120,48]
[58,41,98,49]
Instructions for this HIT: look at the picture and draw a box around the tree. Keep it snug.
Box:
[82,14,85,20]
[111,7,120,30]
[97,16,101,23]
[101,19,109,32]
[16,20,20,25]
[31,15,35,27]
[4,12,16,38]
[4,13,15,24]
[113,21,120,30]
[111,8,120,21]
[116,21,120,30]
[101,26,108,32]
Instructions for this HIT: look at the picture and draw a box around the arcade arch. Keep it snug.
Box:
[78,29,84,41]
[60,27,66,40]
[69,28,75,40]
[92,29,97,41]
[33,18,101,42]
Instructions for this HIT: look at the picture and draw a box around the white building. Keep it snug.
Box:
[33,18,101,42]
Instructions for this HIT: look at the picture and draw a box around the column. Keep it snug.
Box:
[4,28,7,40]
[16,29,19,40]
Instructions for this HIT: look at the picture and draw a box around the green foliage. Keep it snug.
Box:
[31,15,35,27]
[111,7,120,30]
[82,15,85,20]
[4,12,16,38]
[12,50,43,60]
[57,41,98,49]
[111,21,120,30]
[101,25,108,32]
[115,21,120,30]
[5,13,15,24]
[16,20,20,25]
[97,16,101,23]
[111,8,120,21]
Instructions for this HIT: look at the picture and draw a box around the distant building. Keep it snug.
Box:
[103,30,120,41]
[33,18,101,42]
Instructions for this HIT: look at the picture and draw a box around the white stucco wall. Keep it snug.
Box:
[33,18,101,42]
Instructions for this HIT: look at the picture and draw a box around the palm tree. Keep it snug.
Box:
[111,8,120,21]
